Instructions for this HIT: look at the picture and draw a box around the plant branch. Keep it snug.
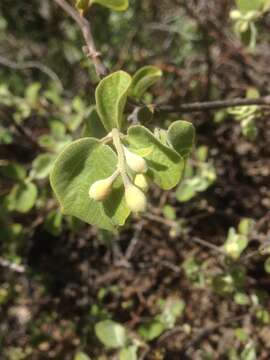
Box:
[111,128,129,187]
[156,96,270,114]
[53,0,107,77]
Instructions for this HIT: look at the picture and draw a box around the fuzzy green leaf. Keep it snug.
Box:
[31,153,55,180]
[119,345,138,360]
[96,71,132,132]
[130,66,162,99]
[81,107,106,139]
[127,125,184,190]
[95,320,126,348]
[50,138,130,231]
[6,182,37,213]
[167,120,195,157]
[92,0,129,11]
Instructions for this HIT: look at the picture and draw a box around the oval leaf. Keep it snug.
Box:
[50,138,130,231]
[6,182,37,213]
[167,120,195,157]
[31,153,55,180]
[95,320,126,348]
[130,66,162,99]
[127,125,184,190]
[92,0,129,11]
[96,71,132,132]
[119,345,138,360]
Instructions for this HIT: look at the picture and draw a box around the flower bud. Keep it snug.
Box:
[125,184,147,213]
[134,174,150,192]
[123,146,148,174]
[89,178,113,201]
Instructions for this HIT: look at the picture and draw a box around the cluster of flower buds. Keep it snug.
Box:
[89,144,149,213]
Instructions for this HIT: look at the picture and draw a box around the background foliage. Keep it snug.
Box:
[0,0,270,359]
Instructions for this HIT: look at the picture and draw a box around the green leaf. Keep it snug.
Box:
[50,138,130,231]
[74,352,91,360]
[264,257,270,274]
[130,66,162,99]
[234,292,250,305]
[127,125,184,190]
[95,320,126,348]
[236,0,264,12]
[238,218,255,236]
[119,345,138,360]
[76,0,90,12]
[92,0,129,11]
[175,178,199,202]
[31,153,55,180]
[158,297,185,329]
[162,205,176,221]
[6,182,37,213]
[167,120,195,157]
[0,162,26,181]
[81,107,106,139]
[224,228,249,260]
[44,210,63,236]
[96,71,132,132]
[138,320,165,341]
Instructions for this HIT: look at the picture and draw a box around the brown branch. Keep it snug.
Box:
[156,96,270,114]
[53,0,107,77]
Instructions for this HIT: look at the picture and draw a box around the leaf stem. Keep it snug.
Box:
[111,128,130,187]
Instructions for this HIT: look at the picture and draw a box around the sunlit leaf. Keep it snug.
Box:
[50,138,130,231]
[96,71,132,131]
[130,66,162,99]
[92,0,129,11]
[127,125,184,190]
[95,320,126,348]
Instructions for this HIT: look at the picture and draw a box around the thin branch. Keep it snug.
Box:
[53,0,107,77]
[0,55,63,90]
[156,96,270,114]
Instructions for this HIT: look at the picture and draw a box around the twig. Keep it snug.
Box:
[0,55,63,90]
[156,96,270,114]
[53,0,107,77]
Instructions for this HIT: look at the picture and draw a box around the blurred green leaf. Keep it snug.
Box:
[119,345,138,360]
[138,320,165,341]
[264,257,270,274]
[31,153,55,180]
[238,218,255,236]
[74,351,91,360]
[44,210,63,236]
[6,182,37,213]
[95,320,126,348]
[0,162,26,181]
[224,228,249,260]
[92,0,129,11]
[235,0,264,12]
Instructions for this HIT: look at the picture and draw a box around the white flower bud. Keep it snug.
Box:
[134,174,150,192]
[89,177,113,201]
[123,146,148,174]
[125,184,147,213]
